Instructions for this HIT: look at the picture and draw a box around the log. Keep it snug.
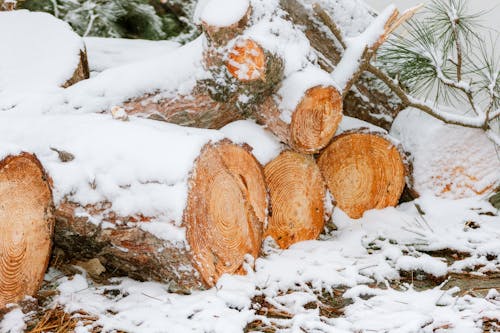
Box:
[0,10,89,90]
[391,108,500,199]
[0,115,266,292]
[0,153,54,309]
[264,151,326,249]
[256,67,343,154]
[318,120,406,219]
[280,0,407,130]
[123,86,244,129]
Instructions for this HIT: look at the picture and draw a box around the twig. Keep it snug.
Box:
[312,4,346,49]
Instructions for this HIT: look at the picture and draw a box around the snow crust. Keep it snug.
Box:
[7,195,497,332]
[220,120,283,165]
[199,0,250,27]
[83,37,180,73]
[0,113,223,243]
[0,10,84,91]
[391,108,500,198]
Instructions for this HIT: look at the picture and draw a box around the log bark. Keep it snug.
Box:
[264,151,326,249]
[0,153,54,309]
[123,86,245,129]
[391,108,500,199]
[52,140,267,291]
[280,0,406,130]
[62,49,90,88]
[318,130,406,219]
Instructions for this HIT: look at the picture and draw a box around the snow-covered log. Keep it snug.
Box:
[391,108,500,199]
[264,151,327,249]
[0,153,54,309]
[0,10,89,91]
[318,118,406,219]
[0,115,267,291]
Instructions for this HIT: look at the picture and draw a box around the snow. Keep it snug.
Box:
[83,37,180,73]
[0,10,84,91]
[220,120,283,165]
[0,36,206,115]
[0,113,223,243]
[199,0,249,27]
[0,308,25,333]
[391,108,500,198]
[331,5,396,90]
[4,195,496,332]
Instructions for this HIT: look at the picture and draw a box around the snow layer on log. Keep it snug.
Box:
[198,0,250,27]
[220,120,283,165]
[391,108,500,198]
[83,37,180,73]
[0,114,224,244]
[277,66,338,123]
[0,37,205,115]
[241,0,314,76]
[0,10,84,91]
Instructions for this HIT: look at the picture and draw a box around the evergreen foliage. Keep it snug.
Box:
[17,0,198,40]
[378,0,499,113]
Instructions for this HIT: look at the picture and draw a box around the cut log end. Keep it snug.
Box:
[290,85,343,153]
[264,151,326,249]
[0,153,54,309]
[185,141,266,287]
[226,39,266,82]
[318,132,405,219]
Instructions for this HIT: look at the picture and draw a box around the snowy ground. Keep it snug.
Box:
[1,196,499,333]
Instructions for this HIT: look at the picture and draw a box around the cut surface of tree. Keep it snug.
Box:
[318,131,406,219]
[258,78,343,153]
[185,141,266,286]
[0,114,266,291]
[391,108,500,199]
[0,10,88,90]
[264,151,326,249]
[0,153,54,309]
[226,39,266,82]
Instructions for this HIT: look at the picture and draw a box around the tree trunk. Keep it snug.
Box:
[391,108,500,199]
[0,153,54,309]
[52,141,266,292]
[264,151,327,249]
[317,127,406,219]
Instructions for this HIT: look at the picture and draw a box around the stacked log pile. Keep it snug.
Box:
[1,0,496,308]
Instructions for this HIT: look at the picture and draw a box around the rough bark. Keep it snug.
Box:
[317,130,406,219]
[62,49,90,88]
[264,151,326,249]
[123,86,245,129]
[0,153,54,309]
[52,141,267,292]
[280,0,406,130]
